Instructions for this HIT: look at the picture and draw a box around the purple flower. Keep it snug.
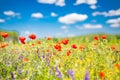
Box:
[84,71,90,80]
[46,57,50,66]
[42,54,45,58]
[18,54,23,61]
[56,67,62,78]
[67,69,75,80]
[18,69,22,75]
[10,72,14,80]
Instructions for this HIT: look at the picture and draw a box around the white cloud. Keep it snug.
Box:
[38,0,56,4]
[107,18,120,28]
[37,0,65,7]
[75,0,97,5]
[107,18,120,24]
[110,23,120,28]
[51,12,57,17]
[0,19,5,23]
[58,13,88,24]
[76,24,102,29]
[74,0,97,9]
[92,8,120,17]
[83,24,102,29]
[55,0,65,6]
[31,13,43,18]
[3,10,20,17]
[90,5,97,9]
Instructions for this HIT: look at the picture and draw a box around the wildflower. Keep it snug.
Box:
[111,45,116,50]
[84,71,89,80]
[71,44,77,49]
[62,39,69,45]
[54,44,62,51]
[114,64,120,69]
[24,58,29,63]
[29,34,36,40]
[94,36,99,40]
[56,67,62,78]
[47,36,51,40]
[31,43,35,46]
[67,50,71,56]
[46,49,50,52]
[99,71,105,78]
[37,40,41,44]
[0,43,8,48]
[1,32,8,38]
[94,43,98,46]
[19,36,26,44]
[101,35,107,39]
[80,45,85,50]
[67,69,75,80]
[36,49,39,53]
[10,71,14,80]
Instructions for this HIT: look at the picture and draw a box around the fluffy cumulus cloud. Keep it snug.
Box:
[37,0,65,7]
[31,13,43,18]
[92,8,120,17]
[74,0,97,9]
[76,24,103,29]
[3,10,20,17]
[106,18,120,28]
[51,12,58,17]
[0,19,5,23]
[58,13,88,24]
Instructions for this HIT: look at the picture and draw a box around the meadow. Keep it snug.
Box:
[0,32,120,80]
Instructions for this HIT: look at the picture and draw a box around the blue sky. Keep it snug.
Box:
[0,0,120,38]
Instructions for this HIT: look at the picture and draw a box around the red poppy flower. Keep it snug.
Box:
[99,71,105,78]
[1,32,9,38]
[80,45,85,50]
[29,34,36,40]
[67,50,71,56]
[19,36,26,44]
[54,44,62,51]
[102,35,107,39]
[47,36,51,40]
[62,39,69,45]
[31,43,35,46]
[0,43,8,48]
[111,45,116,50]
[94,36,99,40]
[71,44,77,49]
[37,41,41,44]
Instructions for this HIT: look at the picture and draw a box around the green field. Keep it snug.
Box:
[0,34,120,80]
